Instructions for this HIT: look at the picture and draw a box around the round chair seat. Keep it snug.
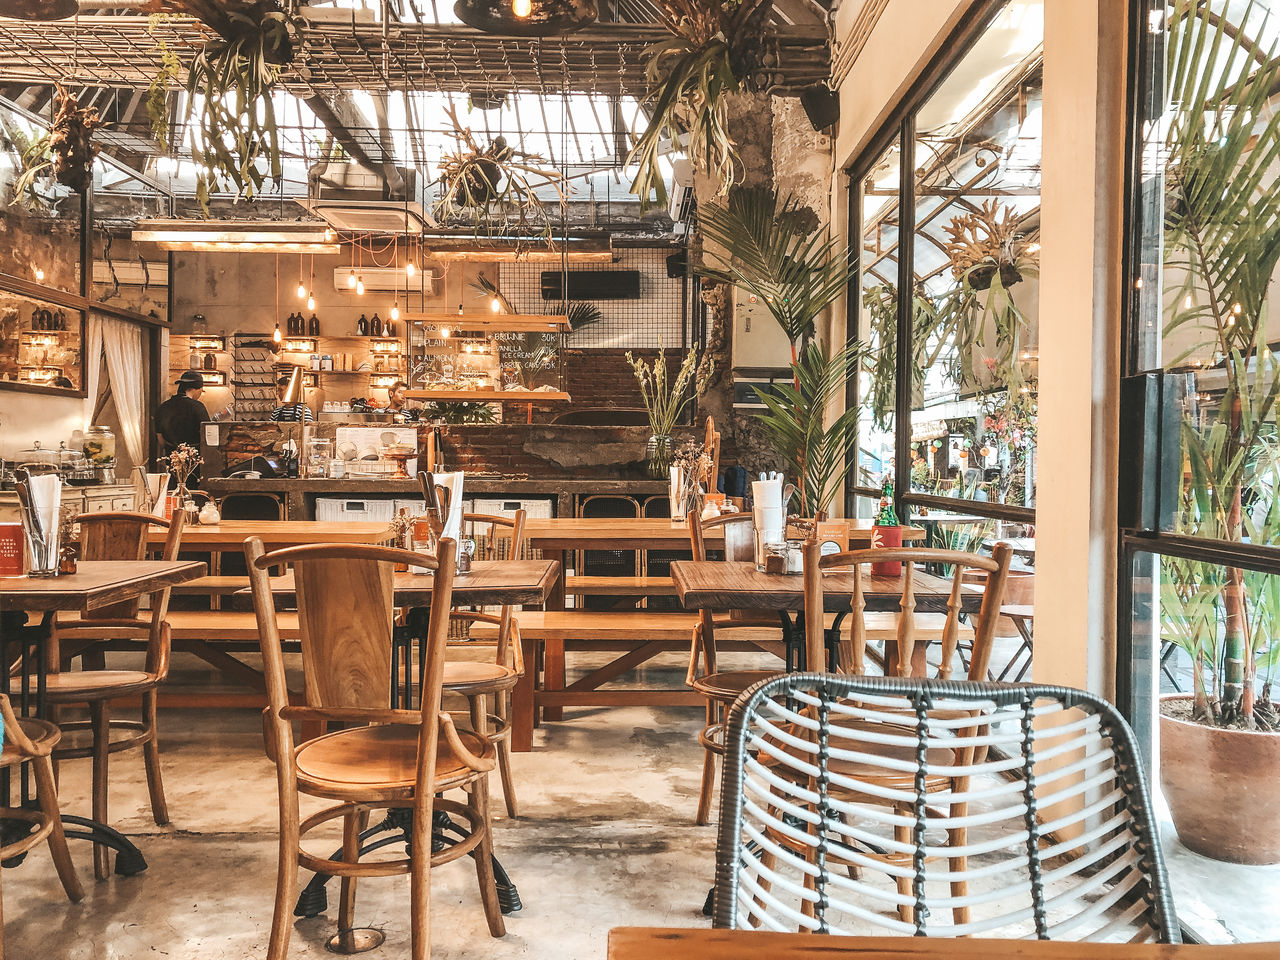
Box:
[0,717,61,768]
[294,723,493,800]
[38,670,158,702]
[442,661,519,695]
[692,670,778,704]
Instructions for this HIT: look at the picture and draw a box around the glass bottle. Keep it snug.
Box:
[203,350,216,371]
[875,478,899,526]
[370,313,382,337]
[308,313,320,336]
[357,313,368,336]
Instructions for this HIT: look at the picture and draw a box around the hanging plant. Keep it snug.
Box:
[184,10,293,211]
[434,103,567,240]
[941,199,1035,291]
[145,14,183,153]
[11,83,103,206]
[627,0,773,210]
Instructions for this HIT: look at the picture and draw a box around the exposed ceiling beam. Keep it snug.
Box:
[301,90,383,174]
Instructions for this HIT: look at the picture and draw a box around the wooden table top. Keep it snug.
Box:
[670,560,975,613]
[524,516,924,551]
[608,928,1273,959]
[0,560,207,613]
[266,559,560,606]
[148,520,395,548]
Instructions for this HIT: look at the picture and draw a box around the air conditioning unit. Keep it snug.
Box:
[332,265,437,294]
[300,162,435,233]
[668,159,695,235]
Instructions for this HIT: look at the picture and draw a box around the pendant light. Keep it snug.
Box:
[453,0,597,36]
[296,253,306,298]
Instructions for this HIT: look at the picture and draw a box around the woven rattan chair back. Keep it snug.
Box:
[714,674,1180,943]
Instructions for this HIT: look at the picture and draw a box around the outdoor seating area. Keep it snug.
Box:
[1,0,1279,957]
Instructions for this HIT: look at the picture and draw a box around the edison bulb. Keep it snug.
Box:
[490,297,501,313]
[512,0,532,17]
[33,267,44,282]
[307,293,316,311]
[356,277,365,296]
[390,302,400,321]
[296,281,306,299]
[406,261,416,277]
[347,270,357,289]
[273,323,282,345]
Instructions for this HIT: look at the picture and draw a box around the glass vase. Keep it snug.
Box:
[645,434,673,479]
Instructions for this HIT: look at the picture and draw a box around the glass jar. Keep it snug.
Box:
[82,426,116,465]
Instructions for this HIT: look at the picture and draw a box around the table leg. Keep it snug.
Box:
[511,636,537,753]
[542,638,565,723]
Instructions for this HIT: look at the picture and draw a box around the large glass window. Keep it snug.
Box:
[1124,0,1280,943]
[851,0,1042,526]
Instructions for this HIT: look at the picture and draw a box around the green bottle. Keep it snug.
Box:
[875,477,899,526]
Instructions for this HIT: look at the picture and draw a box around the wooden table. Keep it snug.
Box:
[265,560,559,607]
[671,560,981,672]
[0,559,206,876]
[148,520,395,549]
[608,928,1274,959]
[525,516,924,608]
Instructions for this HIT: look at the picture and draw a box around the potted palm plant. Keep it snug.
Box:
[1156,0,1280,864]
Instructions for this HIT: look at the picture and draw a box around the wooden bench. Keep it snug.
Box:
[170,575,251,596]
[564,575,678,596]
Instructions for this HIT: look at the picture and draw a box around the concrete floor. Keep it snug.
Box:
[4,651,728,959]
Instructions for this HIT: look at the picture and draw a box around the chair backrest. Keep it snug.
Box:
[464,510,526,562]
[75,510,186,631]
[714,674,1181,942]
[580,494,640,608]
[687,509,758,674]
[246,540,453,715]
[804,541,1012,681]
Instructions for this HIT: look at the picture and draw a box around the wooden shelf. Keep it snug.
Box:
[403,313,570,332]
[405,389,571,402]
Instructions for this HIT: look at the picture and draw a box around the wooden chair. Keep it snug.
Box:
[47,510,186,880]
[0,692,83,959]
[791,540,1014,925]
[444,510,527,818]
[686,508,785,825]
[245,537,504,960]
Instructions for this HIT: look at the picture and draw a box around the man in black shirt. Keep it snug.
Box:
[156,370,210,459]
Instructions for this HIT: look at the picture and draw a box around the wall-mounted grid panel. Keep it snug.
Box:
[500,246,686,350]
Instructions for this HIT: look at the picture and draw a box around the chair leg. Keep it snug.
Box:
[90,699,111,881]
[267,778,299,960]
[32,755,83,903]
[893,816,914,926]
[338,805,370,934]
[141,690,169,826]
[496,733,519,821]
[695,702,717,826]
[409,801,432,960]
[470,775,506,939]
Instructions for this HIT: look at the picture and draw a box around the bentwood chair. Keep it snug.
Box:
[245,538,504,960]
[686,508,785,825]
[782,541,1012,923]
[47,510,186,879]
[443,510,527,817]
[714,674,1181,943]
[0,692,83,959]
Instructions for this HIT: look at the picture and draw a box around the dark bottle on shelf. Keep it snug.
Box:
[203,350,217,371]
[370,312,382,337]
[31,308,42,331]
[54,309,66,331]
[308,313,320,336]
[285,312,296,336]
[356,313,368,336]
[383,319,395,337]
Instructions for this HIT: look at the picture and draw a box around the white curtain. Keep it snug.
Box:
[99,316,146,467]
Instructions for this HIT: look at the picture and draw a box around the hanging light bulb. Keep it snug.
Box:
[457,302,464,315]
[512,0,532,17]
[356,276,365,296]
[306,292,316,312]
[390,300,400,321]
[490,297,502,313]
[33,266,44,282]
[406,261,416,278]
[273,322,282,345]
[296,281,306,299]
[348,269,357,289]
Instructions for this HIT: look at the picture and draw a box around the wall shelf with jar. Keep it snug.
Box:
[403,313,570,402]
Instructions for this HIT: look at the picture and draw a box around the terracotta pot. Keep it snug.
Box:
[1159,693,1280,865]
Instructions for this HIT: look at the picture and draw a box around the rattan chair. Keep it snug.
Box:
[713,673,1180,943]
